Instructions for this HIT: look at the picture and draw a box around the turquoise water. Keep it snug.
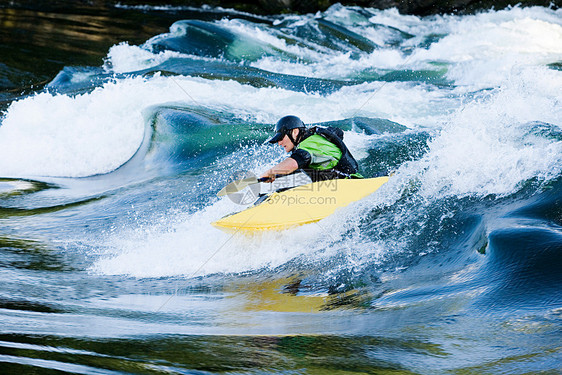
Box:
[0,3,561,374]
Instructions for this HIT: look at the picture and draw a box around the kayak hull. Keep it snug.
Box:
[212,176,389,233]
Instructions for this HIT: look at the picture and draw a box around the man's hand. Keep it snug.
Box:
[259,169,277,183]
[259,157,299,183]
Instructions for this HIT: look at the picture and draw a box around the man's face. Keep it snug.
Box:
[277,129,298,152]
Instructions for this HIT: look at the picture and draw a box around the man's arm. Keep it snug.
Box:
[260,157,299,182]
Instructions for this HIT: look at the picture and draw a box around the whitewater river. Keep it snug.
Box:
[0,3,561,373]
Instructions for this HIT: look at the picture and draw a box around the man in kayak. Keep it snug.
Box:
[260,115,362,183]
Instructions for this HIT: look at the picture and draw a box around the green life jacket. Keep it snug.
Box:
[296,134,342,170]
[294,127,362,180]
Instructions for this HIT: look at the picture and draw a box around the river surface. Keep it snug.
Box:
[0,3,561,374]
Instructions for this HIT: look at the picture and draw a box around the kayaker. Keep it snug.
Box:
[260,115,362,183]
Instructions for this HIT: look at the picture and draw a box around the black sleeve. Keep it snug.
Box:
[290,149,312,169]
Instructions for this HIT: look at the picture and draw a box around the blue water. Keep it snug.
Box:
[0,3,561,374]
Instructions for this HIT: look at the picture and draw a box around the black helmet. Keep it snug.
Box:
[268,115,306,143]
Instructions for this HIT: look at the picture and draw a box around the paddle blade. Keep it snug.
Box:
[217,176,260,196]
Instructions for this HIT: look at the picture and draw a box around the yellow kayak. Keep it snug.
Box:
[212,176,389,233]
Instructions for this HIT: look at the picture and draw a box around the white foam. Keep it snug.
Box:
[250,6,562,86]
[0,75,252,178]
[406,66,562,199]
[0,81,143,177]
[105,42,187,74]
[93,198,341,278]
[0,180,35,194]
[414,14,562,88]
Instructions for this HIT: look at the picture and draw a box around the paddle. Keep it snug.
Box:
[217,176,272,197]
